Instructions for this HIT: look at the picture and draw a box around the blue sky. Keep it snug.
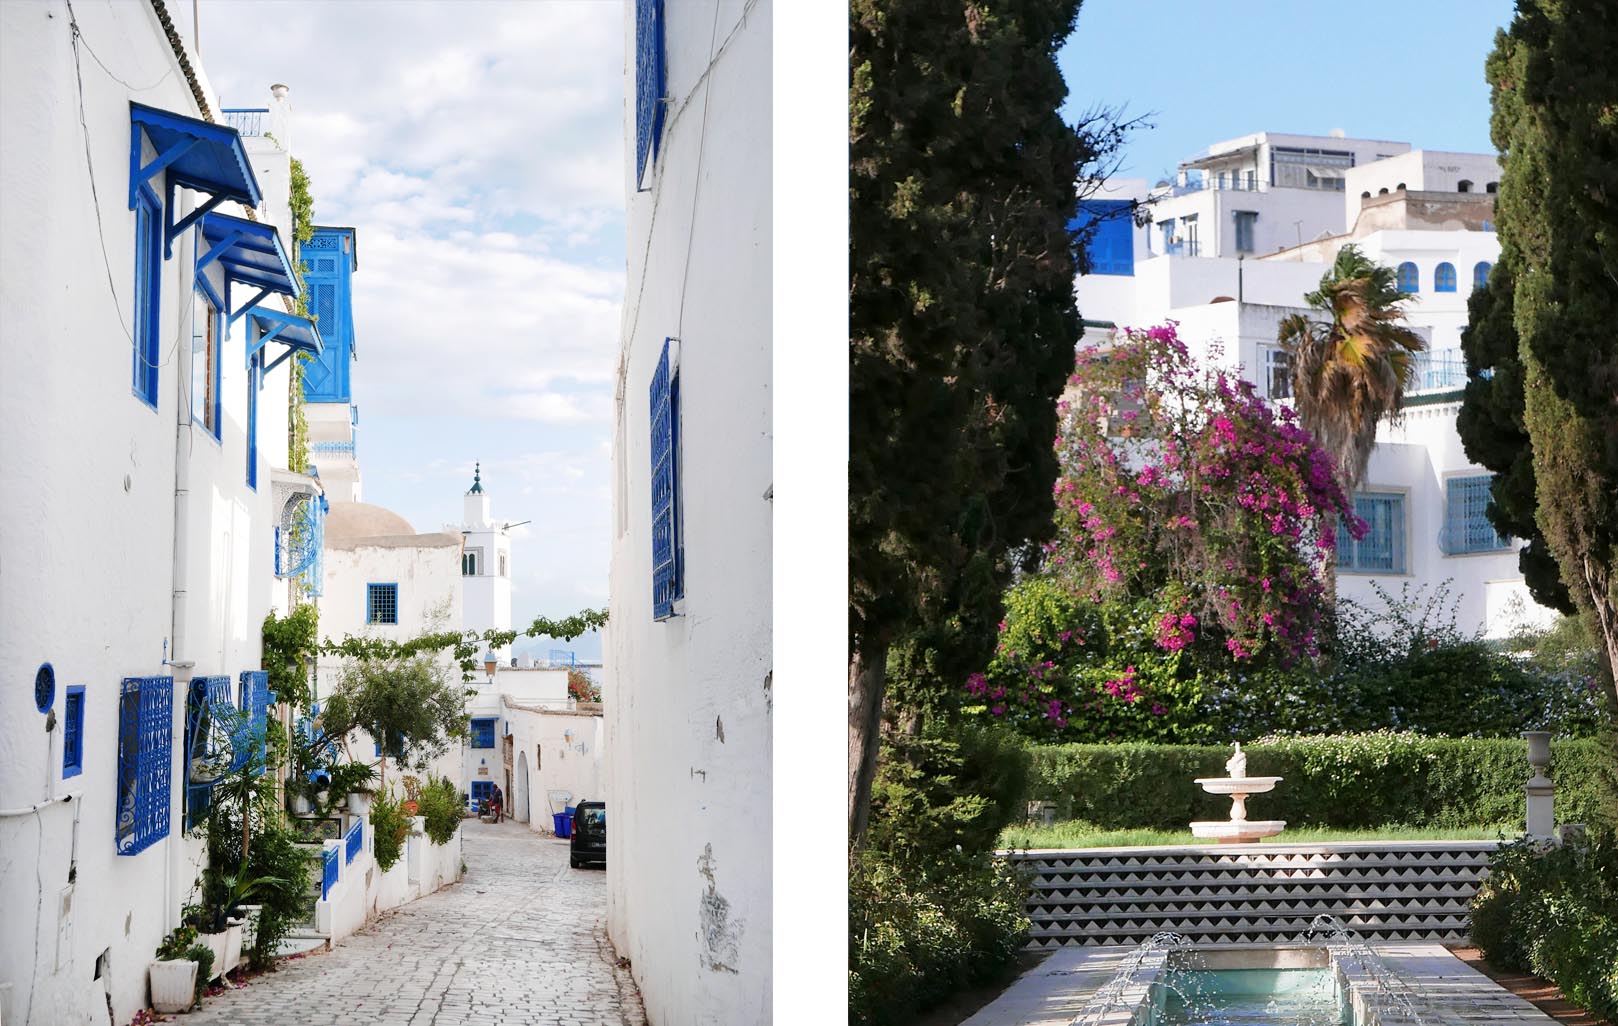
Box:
[201,1,622,660]
[1058,0,1517,185]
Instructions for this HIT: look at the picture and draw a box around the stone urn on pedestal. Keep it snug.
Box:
[1190,742,1287,843]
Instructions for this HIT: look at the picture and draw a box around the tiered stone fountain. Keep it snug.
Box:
[1190,742,1286,843]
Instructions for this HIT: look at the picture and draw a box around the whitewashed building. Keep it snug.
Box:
[0,5,323,1023]
[606,0,773,1022]
[1074,132,1551,637]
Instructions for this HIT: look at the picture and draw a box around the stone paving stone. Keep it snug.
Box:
[184,821,646,1026]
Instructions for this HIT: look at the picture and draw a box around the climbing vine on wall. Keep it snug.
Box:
[286,155,315,474]
[321,608,609,683]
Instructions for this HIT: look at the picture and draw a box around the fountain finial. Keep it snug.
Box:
[1226,741,1247,779]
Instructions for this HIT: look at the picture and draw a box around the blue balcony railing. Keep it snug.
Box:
[1409,350,1469,392]
[321,844,339,899]
[310,440,356,458]
[344,819,363,865]
[221,108,268,137]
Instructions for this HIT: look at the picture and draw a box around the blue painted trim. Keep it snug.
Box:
[470,718,496,749]
[247,352,259,490]
[132,184,163,409]
[62,685,86,778]
[192,285,224,441]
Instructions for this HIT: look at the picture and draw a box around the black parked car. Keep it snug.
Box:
[570,800,606,869]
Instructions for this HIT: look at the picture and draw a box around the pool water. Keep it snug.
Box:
[1148,968,1352,1026]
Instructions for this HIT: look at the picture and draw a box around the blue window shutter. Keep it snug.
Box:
[649,339,678,619]
[471,718,496,749]
[132,190,163,406]
[1435,262,1457,292]
[1071,200,1135,276]
[116,676,173,855]
[634,0,667,188]
[238,670,269,775]
[1473,262,1492,290]
[63,686,86,778]
[1397,262,1419,293]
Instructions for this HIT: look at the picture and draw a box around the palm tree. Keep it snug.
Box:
[1277,244,1425,494]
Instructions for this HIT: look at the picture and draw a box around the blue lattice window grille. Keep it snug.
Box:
[277,494,325,599]
[1397,262,1419,293]
[63,685,86,779]
[184,676,239,830]
[345,819,363,865]
[1071,200,1135,276]
[366,582,398,624]
[650,339,682,619]
[1441,474,1512,554]
[1337,492,1407,573]
[1473,261,1492,290]
[1434,262,1457,292]
[321,844,339,900]
[470,718,496,749]
[239,670,270,775]
[116,676,173,856]
[132,186,163,407]
[634,0,667,189]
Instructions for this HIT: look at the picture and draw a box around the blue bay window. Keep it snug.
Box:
[116,676,174,856]
[1337,492,1407,573]
[650,339,683,619]
[366,582,398,625]
[1441,474,1512,554]
[1071,200,1135,275]
[470,718,496,749]
[1396,262,1419,293]
[634,0,667,188]
[1434,262,1457,292]
[63,685,86,779]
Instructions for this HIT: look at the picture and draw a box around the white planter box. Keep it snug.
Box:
[197,929,228,980]
[290,793,311,816]
[236,904,263,954]
[149,959,197,1013]
[223,920,244,975]
[348,792,371,816]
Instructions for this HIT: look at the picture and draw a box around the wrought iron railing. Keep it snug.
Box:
[345,819,363,865]
[1409,350,1468,392]
[116,676,174,856]
[322,844,339,899]
[1167,175,1265,196]
[221,108,268,137]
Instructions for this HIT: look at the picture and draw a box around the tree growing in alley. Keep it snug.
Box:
[321,656,470,787]
[1482,1,1618,695]
[848,0,1133,843]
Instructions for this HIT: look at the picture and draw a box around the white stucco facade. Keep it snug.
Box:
[0,5,312,1023]
[1075,130,1556,638]
[606,1,773,1022]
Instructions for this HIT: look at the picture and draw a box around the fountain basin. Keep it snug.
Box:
[1189,819,1287,843]
[1193,776,1281,795]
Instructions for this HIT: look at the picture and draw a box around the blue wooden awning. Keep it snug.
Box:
[247,308,324,376]
[198,211,298,296]
[129,102,261,259]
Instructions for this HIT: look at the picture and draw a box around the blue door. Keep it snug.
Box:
[471,781,493,812]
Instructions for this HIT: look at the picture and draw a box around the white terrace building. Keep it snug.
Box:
[1074,131,1554,638]
[607,0,773,1022]
[0,5,327,1024]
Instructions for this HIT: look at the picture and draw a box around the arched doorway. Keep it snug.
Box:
[514,751,530,823]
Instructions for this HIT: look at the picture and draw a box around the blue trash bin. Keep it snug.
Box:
[553,812,572,838]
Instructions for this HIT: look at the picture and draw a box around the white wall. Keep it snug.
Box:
[0,4,290,1023]
[607,1,772,1023]
[502,706,604,828]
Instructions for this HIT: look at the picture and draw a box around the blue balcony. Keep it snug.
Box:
[221,108,268,137]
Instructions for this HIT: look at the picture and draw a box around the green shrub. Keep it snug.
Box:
[184,944,214,1003]
[370,789,411,872]
[866,725,1030,863]
[1472,831,1618,1022]
[849,848,1029,1026]
[1025,735,1609,831]
[418,776,462,845]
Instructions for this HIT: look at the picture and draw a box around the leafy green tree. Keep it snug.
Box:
[320,657,469,787]
[1484,1,1618,695]
[1457,265,1575,614]
[848,0,1129,843]
[1277,244,1425,494]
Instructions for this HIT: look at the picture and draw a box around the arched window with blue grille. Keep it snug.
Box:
[1397,262,1419,293]
[1435,262,1457,292]
[1473,261,1492,290]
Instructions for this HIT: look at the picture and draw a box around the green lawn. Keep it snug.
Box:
[998,820,1520,850]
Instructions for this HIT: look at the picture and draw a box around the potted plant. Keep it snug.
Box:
[328,761,377,816]
[286,776,312,816]
[149,925,201,1013]
[191,870,286,980]
[401,775,422,816]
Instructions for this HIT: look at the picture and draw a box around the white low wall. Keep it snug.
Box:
[316,821,461,947]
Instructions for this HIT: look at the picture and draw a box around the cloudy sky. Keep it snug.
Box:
[199,1,624,660]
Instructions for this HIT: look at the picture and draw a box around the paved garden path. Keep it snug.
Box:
[182,819,646,1026]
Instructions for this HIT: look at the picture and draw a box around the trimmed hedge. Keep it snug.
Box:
[1026,734,1609,831]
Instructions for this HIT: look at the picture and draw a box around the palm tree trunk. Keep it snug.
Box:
[848,638,888,846]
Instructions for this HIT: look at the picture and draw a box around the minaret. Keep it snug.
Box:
[460,463,513,664]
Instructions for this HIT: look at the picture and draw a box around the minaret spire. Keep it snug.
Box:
[469,462,483,494]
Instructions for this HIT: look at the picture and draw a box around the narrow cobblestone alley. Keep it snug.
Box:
[180,821,645,1026]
